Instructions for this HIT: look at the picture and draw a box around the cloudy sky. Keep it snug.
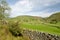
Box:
[6,0,60,17]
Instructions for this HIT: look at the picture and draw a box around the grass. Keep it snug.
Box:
[8,16,60,36]
[0,22,60,40]
[56,22,60,25]
[0,15,60,40]
[0,24,30,40]
[20,22,60,35]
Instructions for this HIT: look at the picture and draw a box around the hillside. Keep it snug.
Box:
[9,15,44,24]
[47,12,60,24]
[0,12,60,40]
[8,14,60,35]
[48,12,60,20]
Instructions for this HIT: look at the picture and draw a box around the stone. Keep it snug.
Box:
[22,29,60,40]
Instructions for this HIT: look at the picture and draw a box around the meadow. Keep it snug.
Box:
[20,22,60,35]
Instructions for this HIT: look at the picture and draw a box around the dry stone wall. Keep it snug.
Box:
[23,30,60,40]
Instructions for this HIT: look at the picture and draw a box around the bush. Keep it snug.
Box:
[50,19,57,24]
[8,21,22,37]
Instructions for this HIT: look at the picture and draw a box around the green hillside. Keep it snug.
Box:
[48,12,60,20]
[47,12,60,24]
[11,15,44,21]
[0,12,60,40]
[9,13,60,35]
[9,15,45,24]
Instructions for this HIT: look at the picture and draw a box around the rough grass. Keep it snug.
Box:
[0,24,30,40]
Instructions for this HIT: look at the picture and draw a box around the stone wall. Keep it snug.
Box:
[22,29,60,40]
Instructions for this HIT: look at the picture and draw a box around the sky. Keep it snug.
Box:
[6,0,60,17]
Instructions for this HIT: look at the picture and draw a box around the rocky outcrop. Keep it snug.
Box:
[23,29,60,40]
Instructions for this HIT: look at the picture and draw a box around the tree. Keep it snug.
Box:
[0,0,10,20]
[50,19,57,24]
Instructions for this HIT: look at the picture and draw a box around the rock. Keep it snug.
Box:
[23,29,60,40]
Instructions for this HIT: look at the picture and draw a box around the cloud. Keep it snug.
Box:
[10,0,60,17]
[10,0,33,17]
[25,12,52,17]
[11,0,33,12]
[31,0,60,11]
[31,0,60,6]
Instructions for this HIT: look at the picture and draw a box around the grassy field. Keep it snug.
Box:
[20,22,60,35]
[0,15,60,40]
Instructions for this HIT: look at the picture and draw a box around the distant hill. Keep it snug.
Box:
[10,15,44,24]
[9,12,60,24]
[46,12,60,23]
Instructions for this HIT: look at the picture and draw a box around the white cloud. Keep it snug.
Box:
[31,0,60,6]
[10,0,60,17]
[10,0,33,17]
[25,11,53,17]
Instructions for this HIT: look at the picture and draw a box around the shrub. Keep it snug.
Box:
[8,21,22,37]
[50,19,57,24]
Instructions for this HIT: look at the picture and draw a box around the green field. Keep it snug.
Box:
[19,22,60,35]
